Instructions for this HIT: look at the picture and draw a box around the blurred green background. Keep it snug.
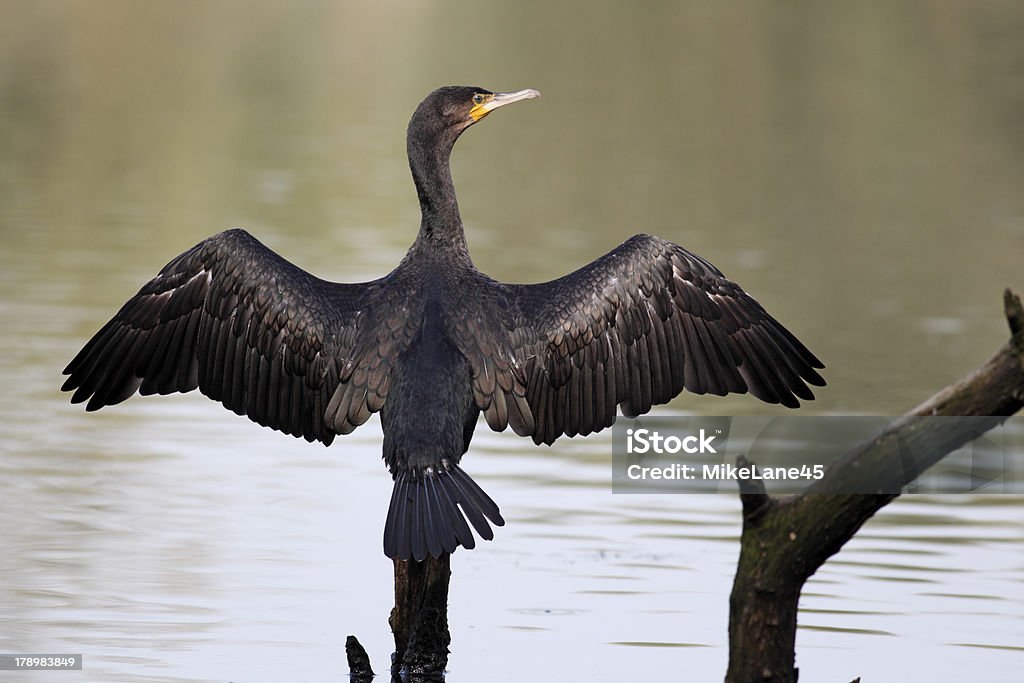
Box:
[2,2,1023,682]
[3,0,1023,414]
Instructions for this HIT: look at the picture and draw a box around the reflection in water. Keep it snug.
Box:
[1,2,1023,682]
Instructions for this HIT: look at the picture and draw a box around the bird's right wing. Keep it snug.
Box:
[463,234,825,446]
[62,229,413,444]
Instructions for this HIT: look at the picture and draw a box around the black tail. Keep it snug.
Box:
[383,462,505,561]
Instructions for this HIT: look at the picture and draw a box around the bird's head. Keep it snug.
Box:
[408,86,541,147]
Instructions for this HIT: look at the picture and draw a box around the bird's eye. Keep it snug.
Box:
[472,94,485,105]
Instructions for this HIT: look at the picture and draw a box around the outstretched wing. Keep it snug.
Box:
[62,229,409,444]
[462,234,825,446]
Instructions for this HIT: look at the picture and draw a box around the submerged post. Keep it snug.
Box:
[390,553,452,676]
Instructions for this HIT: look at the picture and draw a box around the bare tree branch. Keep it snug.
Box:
[726,289,1024,683]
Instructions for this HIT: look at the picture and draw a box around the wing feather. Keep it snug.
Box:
[62,229,408,445]
[459,234,825,445]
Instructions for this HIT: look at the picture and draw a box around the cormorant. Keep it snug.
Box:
[62,86,825,562]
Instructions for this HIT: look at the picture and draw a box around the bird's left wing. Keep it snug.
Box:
[461,234,825,446]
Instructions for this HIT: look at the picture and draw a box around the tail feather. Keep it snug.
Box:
[434,474,476,551]
[384,476,409,560]
[423,475,450,558]
[446,465,501,541]
[383,462,504,561]
[411,481,427,562]
[419,475,446,560]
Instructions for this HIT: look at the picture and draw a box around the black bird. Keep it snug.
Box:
[62,86,825,561]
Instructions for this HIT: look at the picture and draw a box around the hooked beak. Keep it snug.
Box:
[470,88,541,121]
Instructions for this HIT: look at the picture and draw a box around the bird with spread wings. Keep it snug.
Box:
[63,86,825,562]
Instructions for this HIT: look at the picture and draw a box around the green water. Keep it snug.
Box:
[1,2,1021,681]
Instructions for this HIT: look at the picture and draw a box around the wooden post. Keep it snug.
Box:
[390,553,452,676]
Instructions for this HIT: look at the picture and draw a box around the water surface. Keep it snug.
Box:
[1,2,1022,681]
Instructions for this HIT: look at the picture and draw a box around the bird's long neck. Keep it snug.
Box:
[407,127,469,255]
